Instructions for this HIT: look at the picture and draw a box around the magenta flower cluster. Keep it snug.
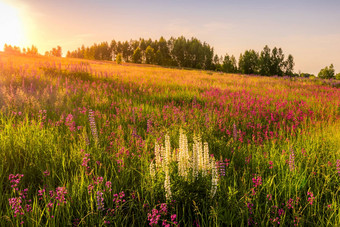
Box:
[147,203,177,226]
[307,191,315,205]
[9,174,24,191]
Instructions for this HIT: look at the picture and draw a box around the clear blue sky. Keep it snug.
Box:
[4,0,340,75]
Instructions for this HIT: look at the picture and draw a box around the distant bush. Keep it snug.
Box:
[299,73,315,78]
[335,73,340,80]
[116,53,122,64]
[318,64,335,79]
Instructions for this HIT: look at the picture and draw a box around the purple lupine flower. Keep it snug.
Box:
[96,191,104,210]
[217,161,226,177]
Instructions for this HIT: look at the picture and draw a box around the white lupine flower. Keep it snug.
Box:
[197,136,204,172]
[151,130,219,201]
[165,134,171,166]
[161,145,166,172]
[164,169,172,201]
[210,157,218,198]
[178,130,189,179]
[150,161,155,179]
[203,142,210,176]
[192,135,199,179]
[155,142,162,169]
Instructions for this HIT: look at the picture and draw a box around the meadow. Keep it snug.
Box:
[0,52,339,226]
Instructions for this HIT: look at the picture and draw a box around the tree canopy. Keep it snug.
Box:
[66,37,297,76]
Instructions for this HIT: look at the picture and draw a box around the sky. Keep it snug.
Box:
[1,0,340,75]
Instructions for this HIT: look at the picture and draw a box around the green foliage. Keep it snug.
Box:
[222,54,237,73]
[318,64,335,79]
[67,38,298,76]
[68,36,215,70]
[132,47,142,64]
[145,46,155,64]
[116,53,122,64]
[299,73,315,78]
[258,46,295,76]
[335,73,340,80]
[238,49,259,74]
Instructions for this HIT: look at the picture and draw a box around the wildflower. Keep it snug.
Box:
[95,176,104,185]
[150,161,156,179]
[88,184,94,194]
[171,214,177,222]
[38,189,46,200]
[233,123,237,141]
[307,191,315,205]
[147,119,152,133]
[224,158,230,167]
[9,174,24,191]
[217,160,226,177]
[162,220,170,227]
[65,114,76,132]
[286,198,294,209]
[88,109,99,142]
[247,202,254,214]
[105,181,112,192]
[252,175,262,188]
[267,194,272,201]
[164,134,171,167]
[288,147,295,172]
[154,142,162,169]
[211,158,218,198]
[164,169,172,201]
[159,203,168,215]
[96,191,104,210]
[8,197,23,217]
[147,208,161,226]
[269,161,273,169]
[278,208,285,216]
[43,170,50,177]
[178,129,189,179]
[82,153,90,168]
[203,142,210,176]
[192,135,199,178]
[55,187,68,206]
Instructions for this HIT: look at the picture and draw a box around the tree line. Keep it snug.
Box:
[2,44,62,57]
[3,39,339,79]
[66,36,296,76]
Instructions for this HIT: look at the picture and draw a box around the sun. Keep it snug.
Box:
[0,1,25,50]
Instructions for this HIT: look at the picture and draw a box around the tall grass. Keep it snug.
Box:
[0,52,339,226]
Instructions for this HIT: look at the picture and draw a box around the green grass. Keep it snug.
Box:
[0,53,339,226]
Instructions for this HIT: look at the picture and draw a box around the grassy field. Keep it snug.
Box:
[0,52,339,226]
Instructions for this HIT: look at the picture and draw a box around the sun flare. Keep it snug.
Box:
[0,1,25,50]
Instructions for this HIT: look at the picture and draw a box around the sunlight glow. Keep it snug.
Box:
[0,1,25,50]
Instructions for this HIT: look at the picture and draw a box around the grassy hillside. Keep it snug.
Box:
[0,52,339,226]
